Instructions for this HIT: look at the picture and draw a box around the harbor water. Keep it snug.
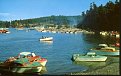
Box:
[0,28,119,75]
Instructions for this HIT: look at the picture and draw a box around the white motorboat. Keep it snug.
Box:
[72,52,107,62]
[40,37,53,41]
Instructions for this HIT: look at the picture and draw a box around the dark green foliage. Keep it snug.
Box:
[77,0,120,32]
[0,21,10,28]
[10,15,82,28]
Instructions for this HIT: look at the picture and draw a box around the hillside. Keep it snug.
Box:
[76,0,120,32]
[0,15,83,28]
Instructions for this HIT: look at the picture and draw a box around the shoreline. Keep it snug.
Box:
[68,62,119,75]
[0,59,120,75]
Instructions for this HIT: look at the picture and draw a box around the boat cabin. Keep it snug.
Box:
[86,52,96,57]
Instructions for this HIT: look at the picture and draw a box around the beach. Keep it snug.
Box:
[68,62,119,75]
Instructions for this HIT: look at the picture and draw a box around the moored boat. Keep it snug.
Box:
[91,44,119,52]
[0,29,10,33]
[0,52,47,73]
[90,44,119,56]
[40,36,53,41]
[72,52,107,62]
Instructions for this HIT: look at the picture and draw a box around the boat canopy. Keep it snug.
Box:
[98,44,108,47]
[19,52,31,56]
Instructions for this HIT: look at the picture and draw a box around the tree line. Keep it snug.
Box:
[76,0,120,32]
[0,15,82,28]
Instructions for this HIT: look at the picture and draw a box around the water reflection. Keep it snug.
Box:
[40,41,53,45]
[0,66,47,76]
[82,34,116,44]
[40,66,47,74]
[72,61,106,71]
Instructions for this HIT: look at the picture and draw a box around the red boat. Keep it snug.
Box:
[0,29,10,33]
[4,52,47,67]
[111,43,120,47]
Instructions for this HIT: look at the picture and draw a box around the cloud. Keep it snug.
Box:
[0,13,11,16]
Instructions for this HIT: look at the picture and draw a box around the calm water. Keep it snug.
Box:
[0,28,118,75]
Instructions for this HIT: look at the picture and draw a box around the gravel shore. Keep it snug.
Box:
[69,63,119,75]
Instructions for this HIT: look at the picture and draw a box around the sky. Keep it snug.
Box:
[0,0,116,21]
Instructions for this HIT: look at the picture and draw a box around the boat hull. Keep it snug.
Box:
[40,37,53,41]
[0,64,47,75]
[40,60,47,67]
[0,65,42,74]
[72,54,107,62]
[12,66,42,73]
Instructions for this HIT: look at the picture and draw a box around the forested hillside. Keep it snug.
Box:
[76,0,120,32]
[0,15,82,28]
[0,21,10,28]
